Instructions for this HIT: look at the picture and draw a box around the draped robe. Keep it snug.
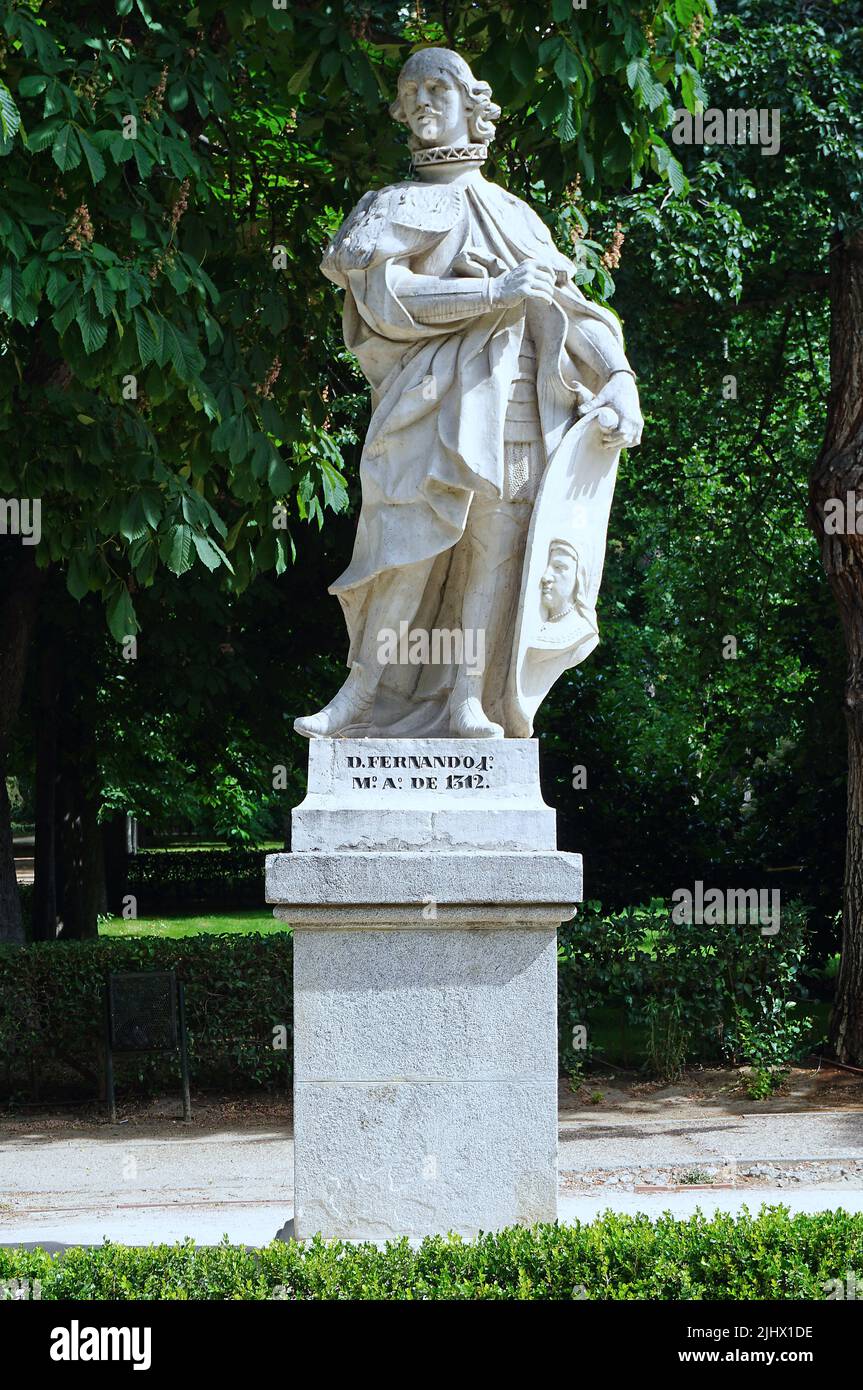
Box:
[321,172,624,736]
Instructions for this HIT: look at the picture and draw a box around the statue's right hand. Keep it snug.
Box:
[490,261,557,308]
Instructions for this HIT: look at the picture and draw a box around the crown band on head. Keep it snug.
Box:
[412,143,488,167]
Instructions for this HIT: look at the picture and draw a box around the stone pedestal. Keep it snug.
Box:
[265,738,581,1241]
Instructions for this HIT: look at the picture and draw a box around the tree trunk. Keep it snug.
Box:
[56,690,105,941]
[32,638,60,941]
[808,227,863,1064]
[0,541,42,943]
[102,812,129,917]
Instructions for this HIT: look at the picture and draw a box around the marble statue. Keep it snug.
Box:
[295,47,643,741]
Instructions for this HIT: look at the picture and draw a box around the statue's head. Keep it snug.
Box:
[541,540,580,619]
[389,48,500,151]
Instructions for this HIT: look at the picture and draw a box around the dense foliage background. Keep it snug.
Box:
[1,0,860,1045]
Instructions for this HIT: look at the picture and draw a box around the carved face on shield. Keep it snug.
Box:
[541,541,580,621]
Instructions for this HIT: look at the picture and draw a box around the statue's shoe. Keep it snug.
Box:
[449,697,504,739]
[294,686,374,739]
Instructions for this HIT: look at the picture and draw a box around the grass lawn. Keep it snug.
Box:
[99,910,288,938]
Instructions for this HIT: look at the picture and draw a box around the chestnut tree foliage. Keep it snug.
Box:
[0,0,713,941]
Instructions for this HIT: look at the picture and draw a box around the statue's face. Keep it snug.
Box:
[397,66,469,147]
[541,547,578,616]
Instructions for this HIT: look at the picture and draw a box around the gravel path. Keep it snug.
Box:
[2,1091,862,1245]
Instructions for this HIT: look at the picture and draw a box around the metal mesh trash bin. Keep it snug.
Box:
[104,970,191,1122]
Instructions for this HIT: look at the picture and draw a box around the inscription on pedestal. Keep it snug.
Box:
[346,750,496,793]
[291,738,557,853]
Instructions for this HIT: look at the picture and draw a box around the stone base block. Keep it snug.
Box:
[295,1079,558,1241]
[269,737,581,1242]
[292,926,559,1240]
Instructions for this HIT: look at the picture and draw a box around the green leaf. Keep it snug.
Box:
[139,490,162,528]
[675,0,700,23]
[134,310,157,366]
[106,583,138,641]
[536,82,567,128]
[165,523,194,576]
[0,82,21,152]
[119,492,150,541]
[287,52,316,96]
[274,532,290,576]
[164,320,204,381]
[132,140,154,179]
[192,532,225,572]
[557,94,578,143]
[53,289,79,335]
[666,153,688,195]
[76,295,109,354]
[79,132,106,185]
[538,36,564,66]
[0,262,25,317]
[92,277,116,316]
[268,451,292,493]
[167,80,189,112]
[554,46,582,89]
[17,76,48,97]
[24,118,61,152]
[52,124,81,172]
[66,549,91,601]
[510,41,536,87]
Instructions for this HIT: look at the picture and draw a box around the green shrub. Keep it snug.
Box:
[1,1209,861,1300]
[0,934,292,1098]
[128,847,268,911]
[559,899,815,1075]
[1,895,817,1099]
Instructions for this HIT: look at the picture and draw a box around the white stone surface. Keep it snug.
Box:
[269,733,576,1237]
[275,904,569,928]
[294,928,558,1080]
[294,1078,558,1240]
[292,927,559,1237]
[266,849,582,911]
[294,47,643,742]
[292,736,556,851]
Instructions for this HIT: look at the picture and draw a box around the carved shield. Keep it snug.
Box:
[505,406,621,737]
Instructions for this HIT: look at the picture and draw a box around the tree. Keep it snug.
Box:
[1,0,713,939]
[810,227,863,1062]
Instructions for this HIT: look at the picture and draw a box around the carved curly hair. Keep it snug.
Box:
[389,48,501,150]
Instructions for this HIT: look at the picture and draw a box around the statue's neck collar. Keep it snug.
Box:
[411,142,488,170]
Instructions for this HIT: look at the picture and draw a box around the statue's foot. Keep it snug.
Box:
[294,678,375,739]
[449,696,504,739]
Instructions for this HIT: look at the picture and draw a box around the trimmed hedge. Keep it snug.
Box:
[17,849,269,929]
[0,935,292,1097]
[1,1209,861,1299]
[559,900,815,1077]
[0,899,816,1098]
[127,847,268,911]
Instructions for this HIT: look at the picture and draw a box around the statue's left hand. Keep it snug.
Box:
[579,372,643,449]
